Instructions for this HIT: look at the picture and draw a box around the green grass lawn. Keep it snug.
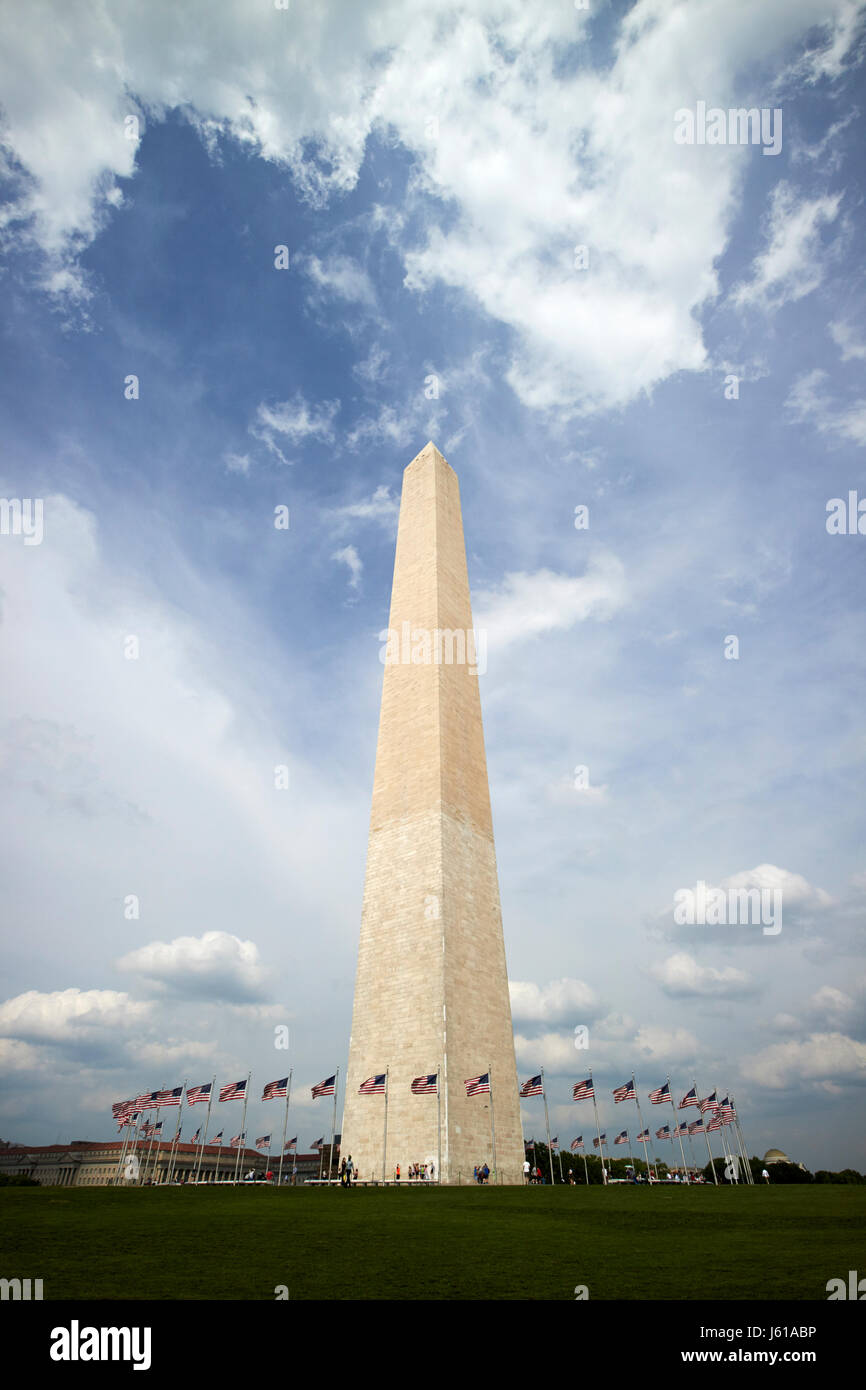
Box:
[2,1184,863,1300]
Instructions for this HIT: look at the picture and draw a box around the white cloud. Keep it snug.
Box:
[475,553,627,653]
[252,392,340,462]
[731,183,842,310]
[352,344,389,385]
[720,863,833,909]
[0,988,152,1042]
[332,544,363,590]
[329,485,399,533]
[514,1029,579,1072]
[632,1024,700,1062]
[116,931,270,1003]
[509,977,597,1024]
[301,253,376,307]
[651,952,753,999]
[829,319,866,361]
[784,367,866,444]
[1,0,859,411]
[741,1032,866,1089]
[223,451,251,475]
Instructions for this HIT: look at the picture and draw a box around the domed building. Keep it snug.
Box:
[762,1147,807,1172]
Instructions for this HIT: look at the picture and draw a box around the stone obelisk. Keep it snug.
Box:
[341,442,524,1185]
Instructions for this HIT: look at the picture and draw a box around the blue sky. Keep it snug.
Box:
[0,0,864,1171]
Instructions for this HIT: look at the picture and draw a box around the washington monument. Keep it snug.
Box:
[341,442,524,1184]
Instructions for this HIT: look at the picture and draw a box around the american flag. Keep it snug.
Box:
[284,1137,297,1152]
[312,1074,336,1099]
[571,1137,584,1151]
[136,1091,160,1109]
[674,1123,690,1138]
[573,1077,594,1101]
[153,1086,182,1107]
[707,1116,723,1132]
[636,1129,650,1143]
[688,1119,704,1135]
[464,1074,490,1096]
[219,1079,247,1103]
[613,1079,635,1103]
[719,1096,735,1121]
[359,1074,386,1095]
[210,1131,223,1145]
[614,1130,629,1145]
[700,1091,720,1115]
[311,1137,324,1149]
[593,1134,606,1147]
[112,1099,135,1119]
[679,1086,699,1109]
[262,1078,289,1101]
[649,1082,671,1105]
[187,1082,212,1105]
[520,1074,543,1097]
[525,1140,535,1151]
[256,1135,271,1150]
[229,1133,245,1147]
[411,1074,438,1095]
[656,1125,671,1140]
[192,1127,201,1145]
[551,1137,559,1149]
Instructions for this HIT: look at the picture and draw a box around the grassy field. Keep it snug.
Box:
[2,1184,863,1300]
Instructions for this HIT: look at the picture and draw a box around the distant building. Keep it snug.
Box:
[0,1140,323,1185]
[762,1147,807,1172]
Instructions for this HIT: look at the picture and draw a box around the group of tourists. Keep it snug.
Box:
[339,1155,357,1186]
[472,1163,491,1183]
[394,1162,435,1181]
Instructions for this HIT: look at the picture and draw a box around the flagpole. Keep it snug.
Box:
[329,1067,340,1186]
[694,1078,718,1184]
[588,1071,605,1183]
[541,1067,555,1185]
[214,1135,222,1183]
[731,1094,753,1183]
[728,1104,747,1182]
[232,1072,251,1185]
[277,1071,293,1188]
[671,1078,688,1179]
[114,1109,132,1183]
[437,1066,442,1185]
[167,1083,186,1184]
[382,1067,389,1183]
[195,1077,215,1184]
[582,1149,588,1185]
[488,1063,498,1184]
[140,1104,160,1185]
[632,1076,655,1180]
[716,1086,735,1183]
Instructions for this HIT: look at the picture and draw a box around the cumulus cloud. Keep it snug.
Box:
[1,0,859,411]
[651,952,754,999]
[509,977,597,1024]
[514,1029,579,1072]
[116,931,270,1003]
[0,988,152,1044]
[741,1032,866,1089]
[475,553,627,654]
